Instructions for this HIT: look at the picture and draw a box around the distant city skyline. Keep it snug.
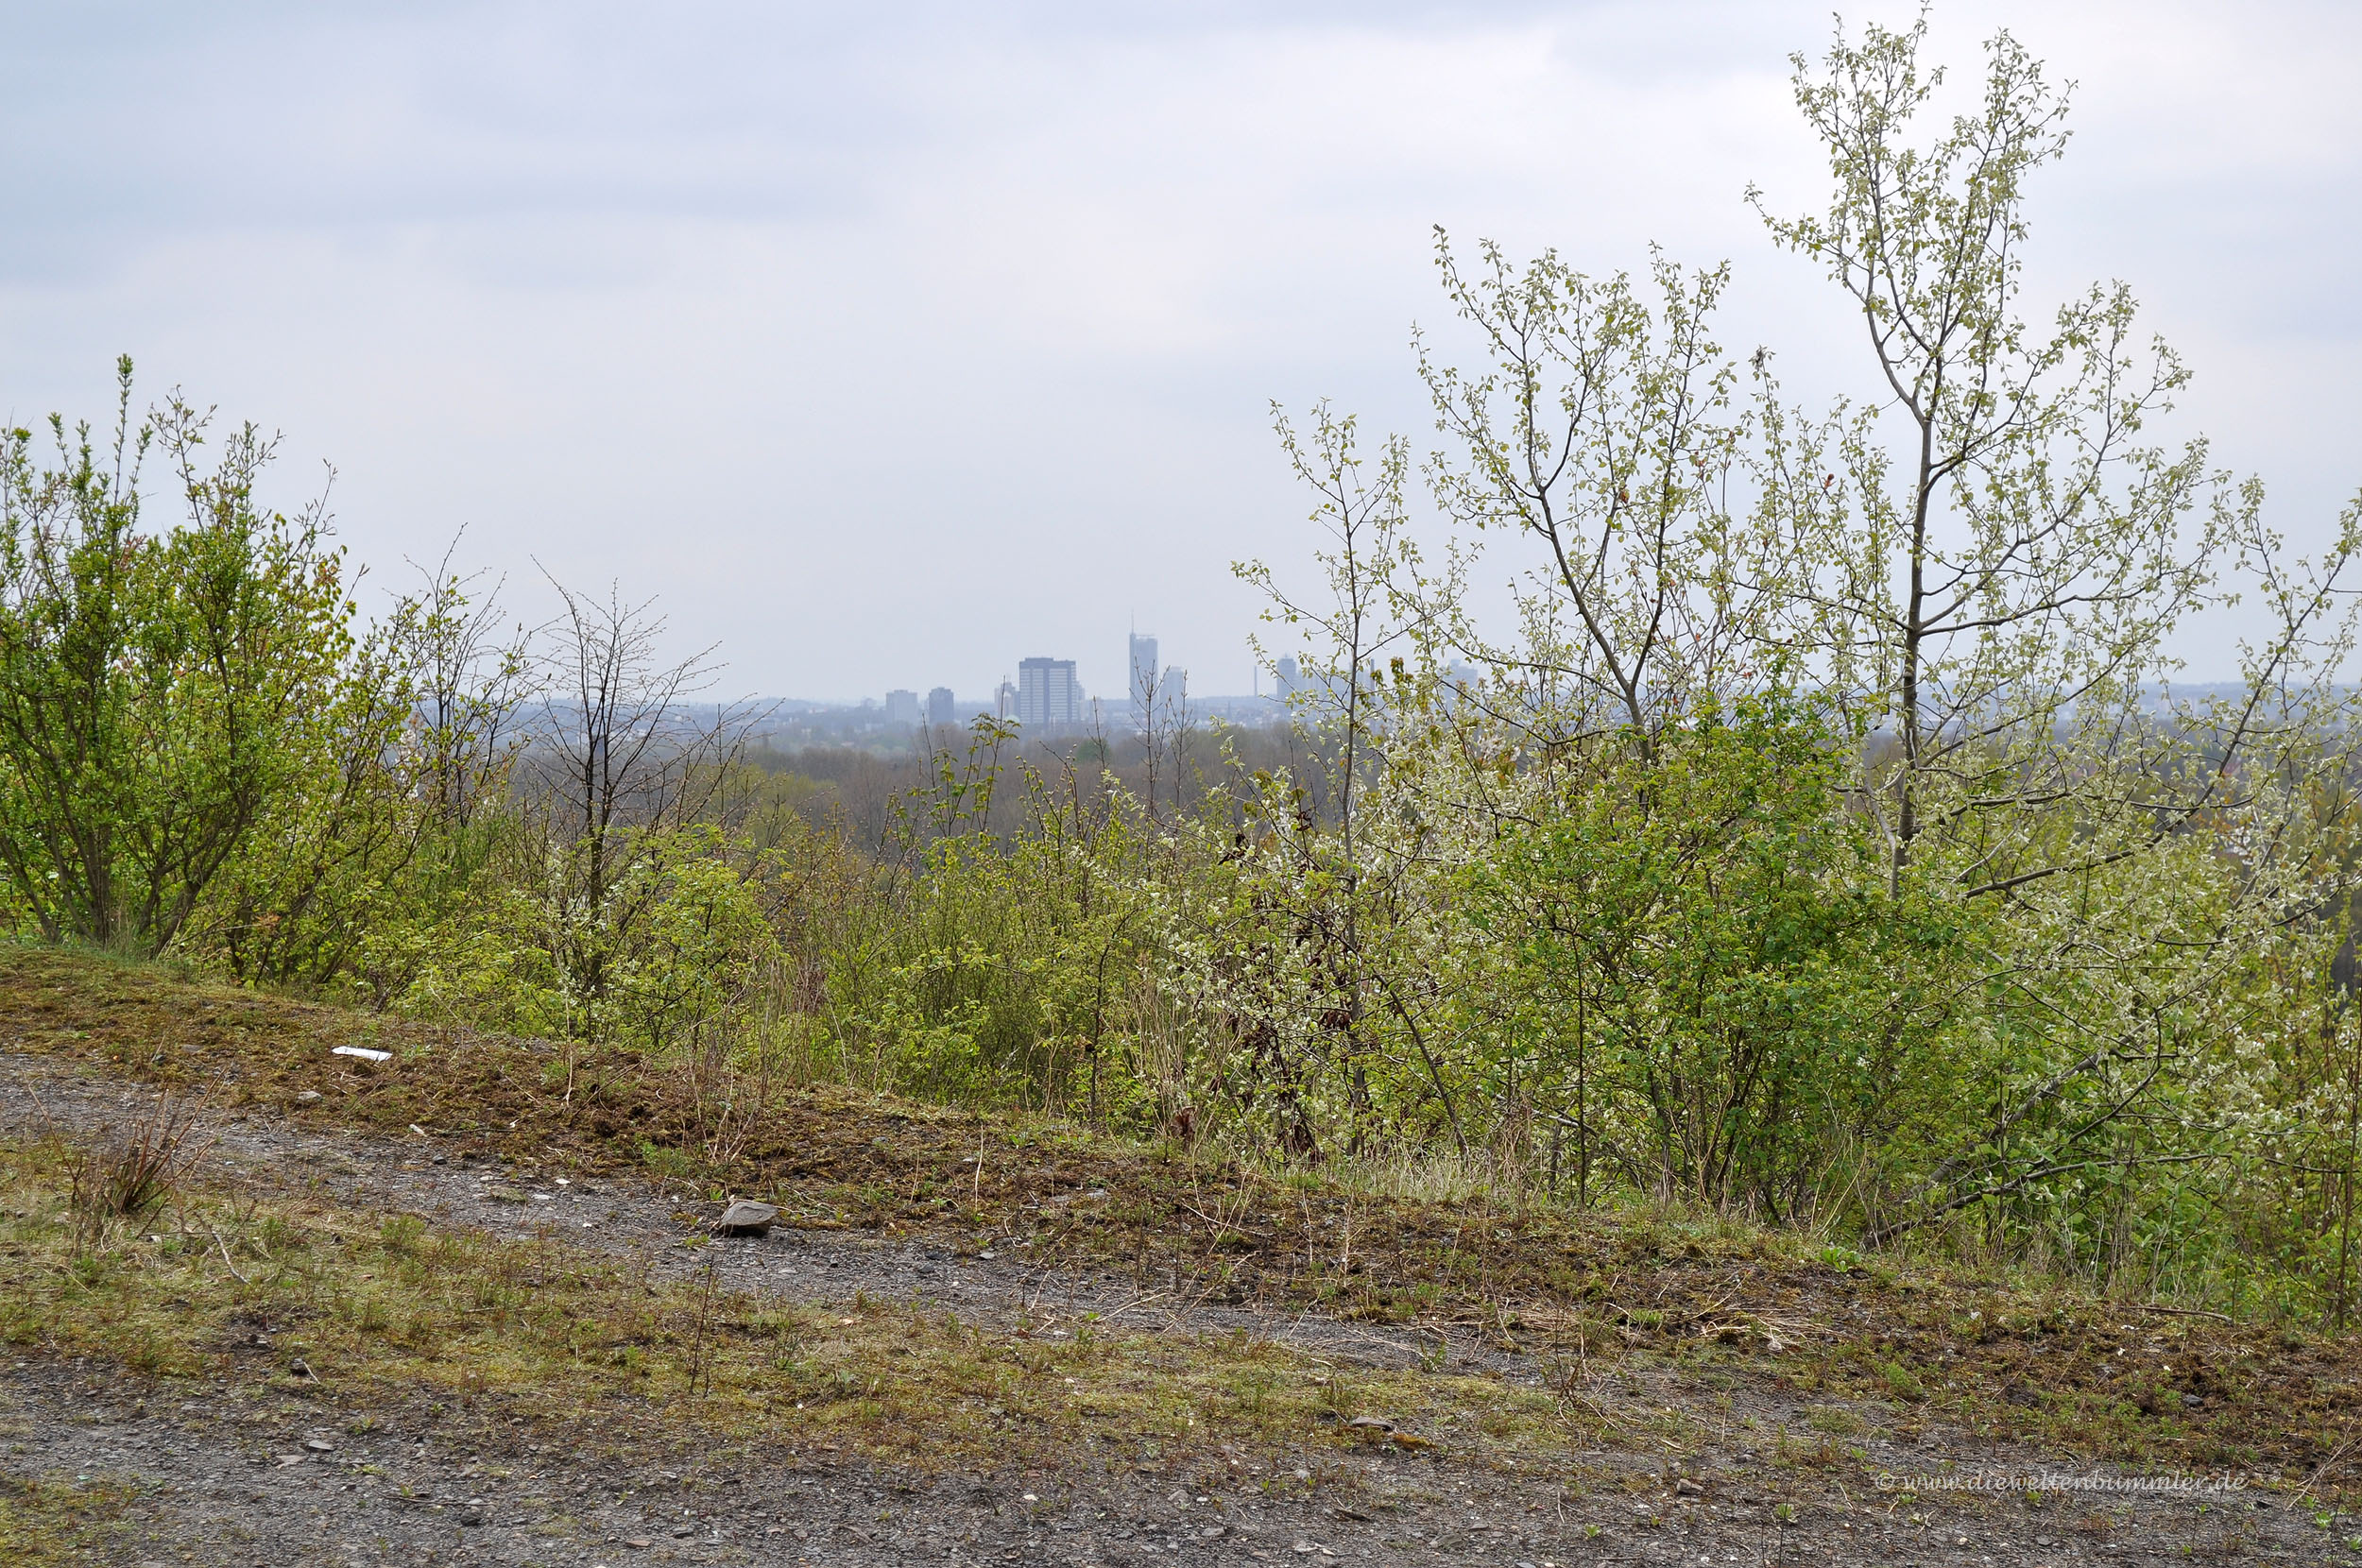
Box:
[785,626,1251,717]
[752,618,1288,747]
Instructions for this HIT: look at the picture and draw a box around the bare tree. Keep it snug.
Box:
[525,571,764,1025]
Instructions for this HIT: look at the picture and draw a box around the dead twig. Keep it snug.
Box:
[685,1261,722,1396]
[2290,1429,2360,1509]
[210,1225,251,1285]
[2137,1304,2234,1324]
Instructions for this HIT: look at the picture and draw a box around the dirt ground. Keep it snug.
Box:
[2,1053,2339,1568]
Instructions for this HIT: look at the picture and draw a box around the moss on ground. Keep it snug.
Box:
[0,1474,135,1564]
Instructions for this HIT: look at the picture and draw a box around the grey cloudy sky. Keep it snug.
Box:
[3,1,2355,699]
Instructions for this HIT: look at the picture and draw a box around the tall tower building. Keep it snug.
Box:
[1016,657,1084,728]
[926,687,956,730]
[1128,632,1158,724]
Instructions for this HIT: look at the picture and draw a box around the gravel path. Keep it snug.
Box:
[0,1050,2328,1567]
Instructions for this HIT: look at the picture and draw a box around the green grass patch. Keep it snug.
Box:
[0,1133,1569,1475]
[0,1475,135,1564]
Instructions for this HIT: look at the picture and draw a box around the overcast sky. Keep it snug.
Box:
[3,1,2355,699]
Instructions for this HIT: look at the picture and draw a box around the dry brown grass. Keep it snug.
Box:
[54,1091,210,1251]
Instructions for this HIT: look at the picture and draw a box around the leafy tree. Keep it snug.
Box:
[1419,240,1772,745]
[1467,699,1973,1218]
[1748,17,2362,1249]
[205,546,533,998]
[0,362,357,955]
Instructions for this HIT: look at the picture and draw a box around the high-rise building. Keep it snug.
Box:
[1127,632,1158,724]
[1016,657,1085,728]
[1275,656,1301,703]
[926,686,956,730]
[883,690,919,726]
[1155,665,1188,729]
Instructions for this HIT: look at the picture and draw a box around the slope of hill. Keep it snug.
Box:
[1,945,2355,1562]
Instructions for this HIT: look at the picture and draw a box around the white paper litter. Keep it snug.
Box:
[331,1046,392,1063]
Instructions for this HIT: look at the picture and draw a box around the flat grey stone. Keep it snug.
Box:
[714,1201,780,1236]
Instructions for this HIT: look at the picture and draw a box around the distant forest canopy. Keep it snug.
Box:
[7,14,2362,1321]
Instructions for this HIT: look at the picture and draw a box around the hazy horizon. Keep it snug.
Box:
[5,1,2355,700]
